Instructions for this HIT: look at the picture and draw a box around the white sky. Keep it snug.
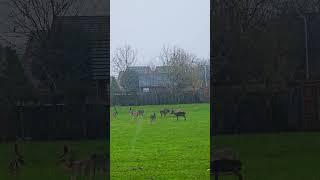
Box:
[111,0,210,71]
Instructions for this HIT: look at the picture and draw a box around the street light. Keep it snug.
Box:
[295,2,310,80]
[301,14,309,80]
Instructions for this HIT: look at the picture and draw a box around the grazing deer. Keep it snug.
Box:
[138,109,144,116]
[160,108,170,117]
[58,145,95,180]
[112,107,118,119]
[129,107,139,119]
[8,143,25,176]
[211,147,243,180]
[150,113,156,124]
[171,109,186,120]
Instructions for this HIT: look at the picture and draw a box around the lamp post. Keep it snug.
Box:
[294,0,310,80]
[302,15,309,80]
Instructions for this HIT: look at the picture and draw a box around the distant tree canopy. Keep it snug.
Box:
[111,44,137,76]
[119,69,139,94]
[213,0,309,85]
[159,46,197,92]
[110,76,121,94]
[0,45,33,104]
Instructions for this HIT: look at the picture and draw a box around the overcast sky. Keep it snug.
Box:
[111,0,210,69]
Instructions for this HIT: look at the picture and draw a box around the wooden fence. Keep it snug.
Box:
[212,87,303,134]
[0,104,108,141]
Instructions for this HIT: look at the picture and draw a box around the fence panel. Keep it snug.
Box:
[0,104,108,141]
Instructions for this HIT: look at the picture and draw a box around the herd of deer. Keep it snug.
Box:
[129,107,186,124]
[7,143,108,180]
[112,106,187,123]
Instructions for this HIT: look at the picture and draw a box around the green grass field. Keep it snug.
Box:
[0,141,107,180]
[110,103,210,179]
[2,103,319,179]
[213,132,320,180]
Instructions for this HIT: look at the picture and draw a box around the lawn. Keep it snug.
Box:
[212,132,320,180]
[110,103,210,179]
[0,140,107,180]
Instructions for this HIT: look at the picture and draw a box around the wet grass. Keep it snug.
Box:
[212,132,320,180]
[110,103,210,179]
[0,140,107,180]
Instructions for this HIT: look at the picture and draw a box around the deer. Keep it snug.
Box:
[160,108,170,117]
[112,106,118,119]
[58,145,96,180]
[8,143,25,176]
[150,113,156,124]
[211,147,243,180]
[170,109,186,120]
[129,107,139,119]
[138,109,145,116]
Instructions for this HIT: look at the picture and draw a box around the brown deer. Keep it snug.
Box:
[8,143,26,176]
[160,108,170,117]
[58,145,95,180]
[150,113,156,124]
[138,109,145,116]
[171,109,186,120]
[112,106,118,119]
[129,107,139,119]
[211,147,243,180]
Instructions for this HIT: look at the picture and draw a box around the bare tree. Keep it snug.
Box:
[5,0,84,93]
[112,44,137,76]
[293,0,320,13]
[8,0,84,42]
[189,63,202,101]
[159,45,197,101]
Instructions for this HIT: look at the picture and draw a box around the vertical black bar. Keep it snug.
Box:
[210,0,214,178]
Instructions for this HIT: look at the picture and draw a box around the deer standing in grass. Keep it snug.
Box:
[138,109,144,116]
[160,108,170,117]
[112,106,118,119]
[58,145,96,180]
[8,143,25,177]
[150,113,156,124]
[129,107,139,119]
[211,147,243,180]
[171,109,186,120]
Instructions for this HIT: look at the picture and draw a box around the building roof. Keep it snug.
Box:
[128,66,171,88]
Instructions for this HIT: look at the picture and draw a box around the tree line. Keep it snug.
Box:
[213,0,320,85]
[110,44,209,103]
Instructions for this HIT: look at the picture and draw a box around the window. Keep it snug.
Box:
[143,88,150,93]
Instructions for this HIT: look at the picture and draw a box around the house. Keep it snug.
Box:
[54,16,109,103]
[126,66,171,93]
[124,65,210,94]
